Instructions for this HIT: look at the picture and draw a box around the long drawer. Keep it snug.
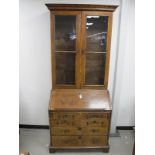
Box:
[51,127,108,135]
[50,118,109,127]
[52,136,108,147]
[50,112,110,120]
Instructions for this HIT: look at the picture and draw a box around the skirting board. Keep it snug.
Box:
[19,124,134,130]
[116,126,135,130]
[19,124,49,129]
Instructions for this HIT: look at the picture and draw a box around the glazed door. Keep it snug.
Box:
[81,12,112,88]
[51,11,81,88]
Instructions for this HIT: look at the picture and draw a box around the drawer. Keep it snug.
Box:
[84,127,108,135]
[87,136,108,146]
[81,112,110,119]
[49,112,110,127]
[51,127,108,135]
[50,112,110,120]
[81,118,109,127]
[51,127,82,135]
[50,112,80,120]
[52,136,108,147]
[51,118,109,127]
[51,119,80,127]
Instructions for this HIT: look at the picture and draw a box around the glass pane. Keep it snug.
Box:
[86,16,108,52]
[56,52,75,84]
[85,53,106,85]
[55,16,76,51]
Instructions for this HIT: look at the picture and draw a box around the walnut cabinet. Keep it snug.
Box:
[46,4,117,153]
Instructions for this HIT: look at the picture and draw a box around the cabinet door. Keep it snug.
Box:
[51,11,81,88]
[81,12,112,88]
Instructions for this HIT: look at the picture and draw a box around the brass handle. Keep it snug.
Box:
[64,129,69,133]
[63,115,66,118]
[101,122,104,126]
[78,127,81,130]
[78,136,82,140]
[93,121,96,123]
[92,129,96,133]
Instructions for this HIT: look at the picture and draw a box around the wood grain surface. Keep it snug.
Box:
[49,89,112,111]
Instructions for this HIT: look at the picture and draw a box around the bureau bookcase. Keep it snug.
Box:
[46,4,117,153]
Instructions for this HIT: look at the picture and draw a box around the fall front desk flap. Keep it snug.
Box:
[49,89,112,111]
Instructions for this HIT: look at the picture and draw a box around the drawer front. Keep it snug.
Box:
[84,127,108,135]
[50,112,110,120]
[87,136,108,146]
[50,112,80,120]
[51,127,82,135]
[50,112,110,127]
[51,119,80,127]
[51,127,108,135]
[51,118,109,127]
[81,112,110,119]
[52,136,108,147]
[81,118,109,127]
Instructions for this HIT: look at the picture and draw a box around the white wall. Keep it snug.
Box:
[115,0,135,126]
[19,0,135,130]
[110,0,135,133]
[19,0,51,125]
[45,0,120,5]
